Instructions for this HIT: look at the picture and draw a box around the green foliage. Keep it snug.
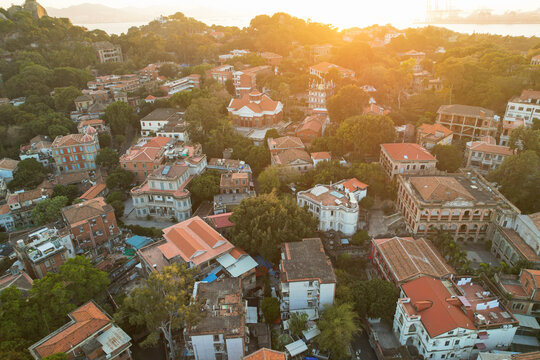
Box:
[188,170,220,209]
[185,96,229,144]
[106,167,135,191]
[7,158,47,191]
[488,151,540,214]
[264,128,280,143]
[257,167,281,194]
[431,231,472,273]
[121,223,163,238]
[316,303,358,360]
[54,86,82,113]
[32,196,69,225]
[225,79,235,96]
[106,191,124,204]
[337,115,396,158]
[431,144,463,172]
[261,297,280,324]
[351,230,370,246]
[349,162,394,199]
[360,196,374,209]
[42,353,68,360]
[288,312,308,337]
[229,192,318,262]
[96,147,119,171]
[327,85,370,123]
[103,102,134,136]
[98,133,113,148]
[114,263,200,359]
[508,126,540,156]
[110,200,125,220]
[5,64,53,98]
[158,63,179,78]
[52,185,79,204]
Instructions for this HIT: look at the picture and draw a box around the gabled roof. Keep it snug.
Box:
[409,176,475,202]
[523,269,540,289]
[418,123,453,137]
[160,217,234,266]
[206,213,234,229]
[268,136,304,150]
[372,237,455,283]
[120,136,171,163]
[437,104,495,118]
[52,133,96,147]
[520,89,540,101]
[30,301,111,358]
[310,62,354,75]
[311,152,331,160]
[62,197,113,226]
[272,149,312,166]
[244,348,286,360]
[228,93,282,114]
[467,141,514,156]
[381,143,436,162]
[0,158,19,171]
[297,114,325,134]
[337,178,369,192]
[0,271,33,294]
[79,183,106,201]
[401,276,476,337]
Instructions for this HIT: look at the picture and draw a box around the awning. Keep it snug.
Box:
[202,273,217,283]
[209,265,223,275]
[302,326,321,341]
[125,235,152,250]
[478,331,489,340]
[285,340,308,357]
[475,343,487,351]
[513,313,540,330]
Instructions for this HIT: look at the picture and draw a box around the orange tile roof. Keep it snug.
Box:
[79,183,106,201]
[523,269,540,288]
[229,247,247,259]
[272,148,312,165]
[0,158,19,170]
[468,141,514,156]
[409,177,475,202]
[297,115,325,134]
[228,93,282,114]
[401,276,476,337]
[207,212,234,229]
[161,217,234,266]
[244,348,286,360]
[339,178,369,192]
[418,123,453,137]
[311,152,331,160]
[513,352,540,360]
[268,136,304,150]
[32,301,111,358]
[120,136,171,162]
[52,133,97,147]
[520,89,540,101]
[373,237,455,283]
[310,62,354,75]
[381,143,436,162]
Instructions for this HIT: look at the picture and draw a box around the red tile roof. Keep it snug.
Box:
[32,301,111,358]
[79,183,106,201]
[467,141,514,156]
[311,152,331,160]
[52,133,97,147]
[160,217,234,266]
[297,114,325,134]
[228,93,282,114]
[244,348,286,360]
[339,178,369,192]
[401,276,476,337]
[207,212,234,229]
[418,123,453,137]
[500,228,540,263]
[520,89,540,101]
[381,143,436,162]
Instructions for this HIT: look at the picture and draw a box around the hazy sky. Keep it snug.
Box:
[1,0,538,28]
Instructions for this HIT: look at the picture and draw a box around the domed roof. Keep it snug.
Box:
[81,134,95,143]
[85,126,97,135]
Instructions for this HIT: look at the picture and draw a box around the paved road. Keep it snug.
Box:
[351,332,378,360]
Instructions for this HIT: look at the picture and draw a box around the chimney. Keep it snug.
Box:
[446,297,461,307]
[413,300,433,312]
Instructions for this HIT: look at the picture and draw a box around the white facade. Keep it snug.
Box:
[281,279,335,315]
[297,184,360,236]
[503,99,540,128]
[140,120,166,137]
[156,128,189,142]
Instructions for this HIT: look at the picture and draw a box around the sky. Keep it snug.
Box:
[1,0,538,29]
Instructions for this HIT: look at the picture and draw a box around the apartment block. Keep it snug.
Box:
[436,104,498,142]
[380,143,438,180]
[503,90,540,128]
[416,123,453,149]
[130,164,192,221]
[493,269,540,318]
[51,129,100,174]
[308,62,355,111]
[93,41,123,63]
[120,136,173,184]
[280,238,336,319]
[393,276,518,360]
[297,178,368,236]
[13,227,76,279]
[61,197,120,257]
[184,278,245,360]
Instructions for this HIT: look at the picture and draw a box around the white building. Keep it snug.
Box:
[279,238,336,320]
[393,276,519,360]
[140,108,184,137]
[503,90,540,128]
[161,74,200,95]
[184,278,245,360]
[297,178,368,236]
[130,164,192,220]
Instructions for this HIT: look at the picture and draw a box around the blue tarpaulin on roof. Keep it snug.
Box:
[125,235,152,250]
[202,273,217,283]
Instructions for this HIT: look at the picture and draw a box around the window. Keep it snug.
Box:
[454,340,459,345]
[51,258,55,264]
[213,334,220,342]
[445,341,450,346]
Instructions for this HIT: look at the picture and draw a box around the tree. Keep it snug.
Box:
[57,256,110,305]
[5,64,53,98]
[109,200,125,220]
[508,126,540,156]
[245,146,270,175]
[229,192,318,262]
[351,230,370,246]
[98,133,112,148]
[327,85,369,123]
[7,158,47,191]
[158,63,178,79]
[115,264,200,360]
[316,304,358,360]
[264,128,280,143]
[225,79,235,96]
[96,148,119,171]
[489,151,540,213]
[336,115,396,158]
[106,167,135,191]
[188,170,220,208]
[32,196,69,225]
[257,167,281,194]
[52,185,79,204]
[431,144,463,172]
[288,312,308,337]
[103,101,134,136]
[348,162,394,199]
[185,97,228,143]
[261,297,280,324]
[54,86,82,113]
[431,231,472,273]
